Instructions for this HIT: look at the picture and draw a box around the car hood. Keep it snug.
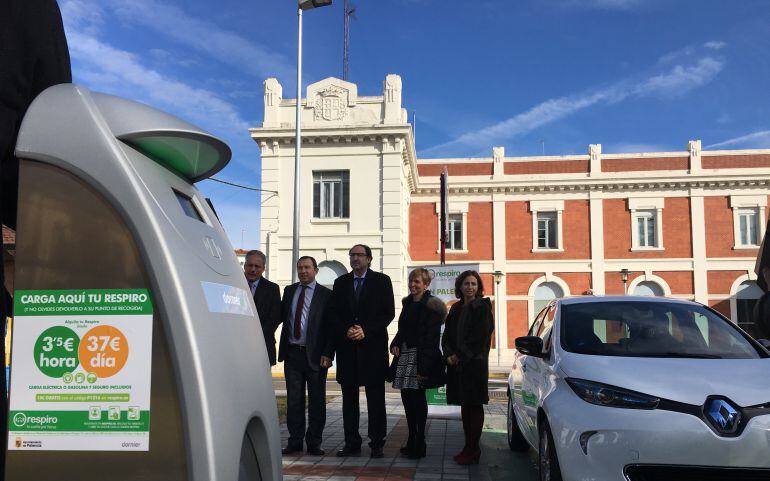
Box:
[558,352,770,407]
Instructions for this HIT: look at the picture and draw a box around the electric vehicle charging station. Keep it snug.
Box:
[4,84,281,481]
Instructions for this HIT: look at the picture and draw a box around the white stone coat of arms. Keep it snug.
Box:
[314,86,348,121]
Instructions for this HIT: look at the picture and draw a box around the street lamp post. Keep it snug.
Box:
[292,0,332,283]
[620,268,630,294]
[493,270,504,367]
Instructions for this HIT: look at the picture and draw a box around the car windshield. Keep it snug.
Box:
[560,301,766,359]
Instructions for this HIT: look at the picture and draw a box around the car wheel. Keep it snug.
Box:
[538,419,563,481]
[507,394,529,452]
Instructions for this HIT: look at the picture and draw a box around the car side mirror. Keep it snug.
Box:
[758,339,770,351]
[516,336,545,358]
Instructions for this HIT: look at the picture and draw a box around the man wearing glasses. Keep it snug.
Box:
[331,244,395,458]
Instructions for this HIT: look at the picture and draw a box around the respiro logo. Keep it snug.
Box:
[12,413,58,427]
[12,413,26,427]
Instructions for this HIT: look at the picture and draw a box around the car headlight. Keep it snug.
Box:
[566,378,660,409]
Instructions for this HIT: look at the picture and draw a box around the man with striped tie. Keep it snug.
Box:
[278,256,334,456]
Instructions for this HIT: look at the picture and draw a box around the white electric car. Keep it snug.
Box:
[506,296,770,481]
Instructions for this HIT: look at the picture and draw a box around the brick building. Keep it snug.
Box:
[252,75,768,366]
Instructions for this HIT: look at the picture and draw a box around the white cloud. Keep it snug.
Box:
[716,113,732,125]
[705,41,727,50]
[426,91,612,153]
[60,0,104,35]
[554,0,641,10]
[423,54,725,156]
[148,48,199,68]
[633,57,724,98]
[60,1,252,139]
[706,131,770,149]
[108,0,294,83]
[582,0,640,8]
[68,30,250,135]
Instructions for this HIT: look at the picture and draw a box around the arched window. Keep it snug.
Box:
[534,282,564,315]
[736,281,763,337]
[316,260,347,288]
[633,281,664,297]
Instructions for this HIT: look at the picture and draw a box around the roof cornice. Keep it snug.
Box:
[414,174,770,195]
[249,124,412,141]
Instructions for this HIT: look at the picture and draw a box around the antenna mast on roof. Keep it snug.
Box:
[343,0,356,80]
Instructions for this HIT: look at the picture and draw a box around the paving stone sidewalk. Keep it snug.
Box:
[280,393,538,481]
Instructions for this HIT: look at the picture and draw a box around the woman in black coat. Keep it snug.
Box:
[442,270,494,465]
[390,268,447,458]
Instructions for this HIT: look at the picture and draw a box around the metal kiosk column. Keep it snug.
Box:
[4,85,281,481]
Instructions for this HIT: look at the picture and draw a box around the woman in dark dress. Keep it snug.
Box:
[442,270,494,465]
[390,268,447,458]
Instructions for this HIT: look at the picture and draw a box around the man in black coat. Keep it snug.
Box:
[244,250,282,366]
[331,244,395,458]
[277,256,335,455]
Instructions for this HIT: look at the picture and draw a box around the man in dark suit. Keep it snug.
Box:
[245,250,281,366]
[331,244,395,458]
[278,256,335,455]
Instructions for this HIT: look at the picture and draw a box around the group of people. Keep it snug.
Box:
[245,245,494,464]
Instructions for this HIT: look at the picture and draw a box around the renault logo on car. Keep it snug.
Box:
[706,398,741,434]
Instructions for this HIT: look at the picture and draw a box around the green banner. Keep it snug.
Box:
[426,386,447,405]
[14,289,153,316]
[9,410,150,432]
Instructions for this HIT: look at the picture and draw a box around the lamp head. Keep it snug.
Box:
[620,268,630,283]
[494,270,504,285]
[300,0,332,10]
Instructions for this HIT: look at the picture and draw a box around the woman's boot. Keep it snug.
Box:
[400,432,415,455]
[409,433,426,459]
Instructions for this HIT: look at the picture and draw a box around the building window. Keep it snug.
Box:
[537,212,558,249]
[731,195,766,249]
[435,202,468,253]
[447,213,463,250]
[629,198,664,251]
[530,200,564,252]
[533,282,564,319]
[316,260,348,288]
[737,208,759,247]
[635,210,656,247]
[633,281,664,297]
[313,170,349,218]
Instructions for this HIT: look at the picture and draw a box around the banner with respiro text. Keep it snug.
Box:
[422,264,480,303]
[8,289,153,451]
[412,264,479,415]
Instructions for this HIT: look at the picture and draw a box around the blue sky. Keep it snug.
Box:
[59,0,770,249]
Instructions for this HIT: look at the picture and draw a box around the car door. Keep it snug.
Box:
[517,303,552,444]
[527,302,558,436]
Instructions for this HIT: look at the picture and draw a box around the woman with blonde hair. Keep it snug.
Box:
[442,270,494,465]
[390,268,447,458]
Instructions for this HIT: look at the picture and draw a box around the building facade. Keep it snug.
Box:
[251,75,769,366]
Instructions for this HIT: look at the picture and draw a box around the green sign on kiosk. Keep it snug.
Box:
[9,289,152,450]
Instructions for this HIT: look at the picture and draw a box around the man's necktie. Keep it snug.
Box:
[293,285,307,340]
[354,278,363,300]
